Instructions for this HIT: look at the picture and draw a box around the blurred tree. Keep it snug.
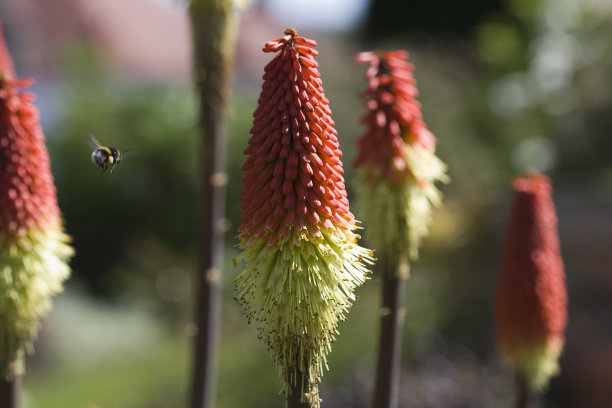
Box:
[47,51,199,296]
[363,0,506,37]
[473,0,612,176]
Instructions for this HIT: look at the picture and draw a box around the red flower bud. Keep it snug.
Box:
[495,174,567,391]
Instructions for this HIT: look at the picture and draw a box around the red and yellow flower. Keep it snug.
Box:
[354,50,448,272]
[495,174,567,391]
[0,23,73,379]
[234,28,373,406]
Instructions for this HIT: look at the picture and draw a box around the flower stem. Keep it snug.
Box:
[188,1,235,408]
[516,372,529,408]
[0,372,20,408]
[287,370,311,408]
[372,261,407,408]
[515,372,543,408]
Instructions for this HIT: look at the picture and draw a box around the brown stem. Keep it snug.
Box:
[0,372,20,408]
[287,370,315,408]
[188,1,235,408]
[372,262,407,408]
[516,372,528,408]
[515,372,544,408]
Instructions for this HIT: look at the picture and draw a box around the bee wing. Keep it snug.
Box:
[119,148,138,158]
[88,132,102,150]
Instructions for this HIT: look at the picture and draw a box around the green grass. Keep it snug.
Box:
[25,337,188,408]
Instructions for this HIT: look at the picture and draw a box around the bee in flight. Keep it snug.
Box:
[89,133,126,173]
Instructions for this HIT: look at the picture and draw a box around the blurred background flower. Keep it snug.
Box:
[495,174,567,394]
[0,0,609,406]
[354,49,448,269]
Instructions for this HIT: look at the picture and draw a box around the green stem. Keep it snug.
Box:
[372,262,407,408]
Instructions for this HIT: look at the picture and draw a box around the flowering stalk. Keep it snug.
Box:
[354,51,448,408]
[354,50,448,271]
[495,174,567,401]
[0,373,19,407]
[188,1,235,408]
[234,28,373,407]
[0,21,73,394]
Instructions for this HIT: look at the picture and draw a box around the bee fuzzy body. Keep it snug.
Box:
[89,134,123,173]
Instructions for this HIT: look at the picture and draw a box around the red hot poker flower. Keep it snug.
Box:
[354,50,448,270]
[234,28,373,407]
[0,23,73,379]
[495,174,567,392]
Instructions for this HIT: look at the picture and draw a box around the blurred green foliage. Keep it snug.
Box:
[47,53,199,296]
[364,0,506,37]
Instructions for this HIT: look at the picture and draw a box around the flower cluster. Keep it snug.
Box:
[495,174,567,392]
[354,50,448,272]
[234,28,373,405]
[0,25,73,379]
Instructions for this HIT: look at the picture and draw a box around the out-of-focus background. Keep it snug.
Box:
[1,0,611,406]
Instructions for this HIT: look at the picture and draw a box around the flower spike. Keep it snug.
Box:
[496,174,567,392]
[354,50,448,273]
[0,23,73,379]
[234,28,373,406]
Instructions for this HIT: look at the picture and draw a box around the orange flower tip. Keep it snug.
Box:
[512,172,549,194]
[262,29,317,54]
[355,51,377,63]
[387,50,409,59]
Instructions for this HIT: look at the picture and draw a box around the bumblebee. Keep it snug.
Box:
[89,133,124,173]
